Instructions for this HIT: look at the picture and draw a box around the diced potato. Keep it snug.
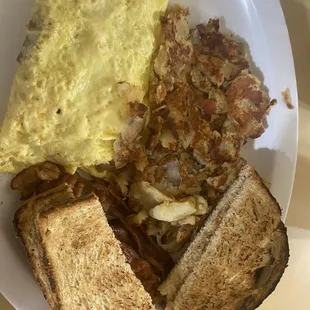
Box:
[132,209,149,225]
[178,215,196,226]
[194,195,209,215]
[129,181,173,210]
[149,197,196,222]
[160,128,177,149]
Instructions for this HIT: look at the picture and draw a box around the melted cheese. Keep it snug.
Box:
[0,0,168,172]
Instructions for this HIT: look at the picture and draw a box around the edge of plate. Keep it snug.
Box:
[258,0,299,221]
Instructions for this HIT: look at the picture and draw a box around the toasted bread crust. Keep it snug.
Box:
[14,184,74,309]
[246,223,289,310]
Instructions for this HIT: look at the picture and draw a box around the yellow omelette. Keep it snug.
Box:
[0,0,168,173]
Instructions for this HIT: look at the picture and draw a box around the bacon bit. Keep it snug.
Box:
[282,88,294,109]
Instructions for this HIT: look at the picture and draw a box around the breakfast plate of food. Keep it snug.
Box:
[0,0,298,309]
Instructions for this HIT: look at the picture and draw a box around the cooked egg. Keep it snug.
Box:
[0,0,168,173]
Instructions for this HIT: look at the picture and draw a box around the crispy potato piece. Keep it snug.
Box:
[226,74,276,139]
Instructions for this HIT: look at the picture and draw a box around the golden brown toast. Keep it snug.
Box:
[159,165,289,310]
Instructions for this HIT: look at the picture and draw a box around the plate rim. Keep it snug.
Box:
[256,0,299,220]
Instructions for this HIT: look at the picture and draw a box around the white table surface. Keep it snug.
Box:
[1,0,310,309]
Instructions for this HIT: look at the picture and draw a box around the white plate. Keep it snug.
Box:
[0,0,298,309]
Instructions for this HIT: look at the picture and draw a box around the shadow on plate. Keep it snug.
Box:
[286,154,310,231]
[242,140,277,181]
[0,176,34,278]
[242,140,295,220]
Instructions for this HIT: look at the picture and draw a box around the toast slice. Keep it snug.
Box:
[14,183,75,308]
[159,165,252,301]
[159,165,289,310]
[35,193,154,310]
